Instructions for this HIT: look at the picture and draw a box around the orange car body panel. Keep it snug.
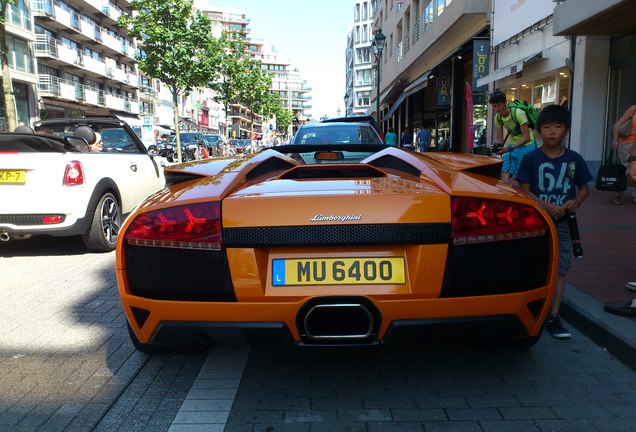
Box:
[117,148,558,346]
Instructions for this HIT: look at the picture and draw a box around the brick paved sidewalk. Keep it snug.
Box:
[567,186,636,309]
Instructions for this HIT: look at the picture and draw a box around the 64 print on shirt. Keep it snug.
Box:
[515,148,593,206]
[537,161,577,206]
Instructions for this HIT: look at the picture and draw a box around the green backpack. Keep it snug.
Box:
[496,100,540,136]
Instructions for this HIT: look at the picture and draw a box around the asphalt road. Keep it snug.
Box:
[2,236,636,432]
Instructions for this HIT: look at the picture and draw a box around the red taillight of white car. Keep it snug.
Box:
[63,161,85,186]
[451,197,548,245]
[124,202,222,250]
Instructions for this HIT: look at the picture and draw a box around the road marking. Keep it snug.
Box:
[169,342,250,432]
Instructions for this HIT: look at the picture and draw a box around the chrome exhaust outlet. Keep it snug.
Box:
[0,231,10,242]
[303,303,374,340]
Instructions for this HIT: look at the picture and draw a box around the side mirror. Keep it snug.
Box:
[147,144,159,156]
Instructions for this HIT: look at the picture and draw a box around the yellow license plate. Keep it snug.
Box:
[0,170,26,184]
[272,257,405,286]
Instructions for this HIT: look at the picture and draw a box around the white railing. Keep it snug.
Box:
[38,75,139,113]
[6,4,33,31]
[84,56,107,76]
[102,32,123,55]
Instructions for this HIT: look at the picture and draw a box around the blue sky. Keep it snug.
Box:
[195,1,353,119]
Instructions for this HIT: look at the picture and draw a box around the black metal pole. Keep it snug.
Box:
[376,55,381,126]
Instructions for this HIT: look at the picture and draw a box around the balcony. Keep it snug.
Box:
[6,4,33,34]
[34,35,82,66]
[38,74,140,113]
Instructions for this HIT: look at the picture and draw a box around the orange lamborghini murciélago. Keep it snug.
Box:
[116,139,557,352]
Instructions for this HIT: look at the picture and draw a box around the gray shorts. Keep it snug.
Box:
[556,219,572,276]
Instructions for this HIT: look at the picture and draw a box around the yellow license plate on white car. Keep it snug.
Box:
[0,170,26,184]
[272,257,405,286]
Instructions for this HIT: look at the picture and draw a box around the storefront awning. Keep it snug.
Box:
[113,112,143,127]
[156,126,173,135]
[382,72,431,122]
[403,70,431,95]
[476,52,545,87]
[382,92,407,122]
[554,0,636,36]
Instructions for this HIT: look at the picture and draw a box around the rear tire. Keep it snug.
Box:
[82,192,120,252]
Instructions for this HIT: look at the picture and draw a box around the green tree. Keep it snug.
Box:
[0,0,18,132]
[274,106,293,138]
[120,0,220,162]
[209,31,247,140]
[238,58,273,140]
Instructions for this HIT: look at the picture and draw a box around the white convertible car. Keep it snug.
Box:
[0,118,165,252]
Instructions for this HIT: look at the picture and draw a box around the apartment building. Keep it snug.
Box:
[345,0,376,117]
[371,0,636,170]
[2,0,38,130]
[370,0,491,150]
[198,5,312,140]
[263,49,312,136]
[31,0,147,132]
[2,2,314,141]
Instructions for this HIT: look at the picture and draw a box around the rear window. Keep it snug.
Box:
[295,125,382,144]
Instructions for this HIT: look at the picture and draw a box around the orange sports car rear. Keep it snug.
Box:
[116,144,557,351]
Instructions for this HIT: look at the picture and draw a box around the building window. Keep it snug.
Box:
[7,35,33,73]
[356,69,372,85]
[423,1,434,30]
[356,90,370,107]
[356,47,372,64]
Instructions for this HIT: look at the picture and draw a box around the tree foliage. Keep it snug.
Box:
[274,106,293,136]
[208,31,246,128]
[238,58,274,138]
[119,0,220,161]
[120,1,292,152]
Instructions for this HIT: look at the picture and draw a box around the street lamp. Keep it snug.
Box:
[372,29,386,126]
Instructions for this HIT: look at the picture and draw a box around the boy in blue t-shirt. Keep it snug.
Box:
[515,104,593,340]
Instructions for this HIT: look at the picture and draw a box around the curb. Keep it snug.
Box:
[562,283,636,371]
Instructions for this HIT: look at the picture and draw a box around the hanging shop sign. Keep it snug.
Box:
[472,39,490,92]
[436,64,451,106]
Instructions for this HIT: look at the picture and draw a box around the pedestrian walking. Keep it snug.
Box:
[515,104,593,339]
[401,126,414,150]
[384,126,398,146]
[416,125,433,152]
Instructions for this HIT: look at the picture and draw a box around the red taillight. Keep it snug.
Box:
[452,197,548,245]
[63,161,84,186]
[124,202,222,250]
[42,215,64,224]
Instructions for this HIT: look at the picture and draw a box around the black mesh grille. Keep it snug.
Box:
[124,245,236,301]
[0,214,65,225]
[223,223,451,247]
[441,236,550,297]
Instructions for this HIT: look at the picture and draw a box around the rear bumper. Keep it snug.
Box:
[0,212,92,237]
[132,313,540,348]
[120,288,552,347]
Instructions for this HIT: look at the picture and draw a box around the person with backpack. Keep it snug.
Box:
[488,89,538,183]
